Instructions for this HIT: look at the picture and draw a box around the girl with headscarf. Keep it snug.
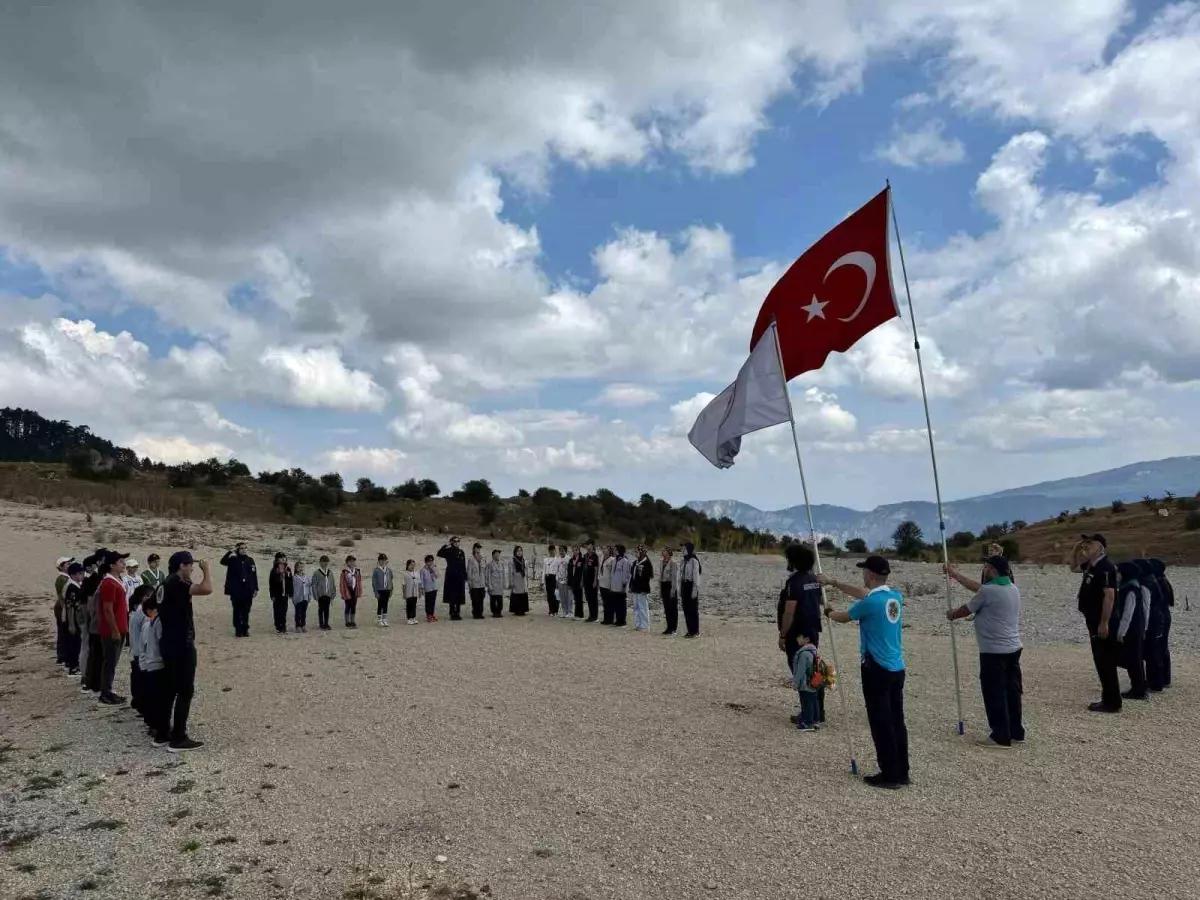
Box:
[680,542,702,638]
[1115,561,1148,700]
[509,546,529,616]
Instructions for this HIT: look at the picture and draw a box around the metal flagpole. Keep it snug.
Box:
[769,317,859,775]
[886,181,966,736]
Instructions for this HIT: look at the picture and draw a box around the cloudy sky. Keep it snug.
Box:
[2,1,1198,511]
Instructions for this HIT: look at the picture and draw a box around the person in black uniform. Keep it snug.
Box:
[778,543,824,724]
[1146,558,1174,689]
[220,543,258,637]
[1071,534,1120,713]
[582,542,600,622]
[158,551,214,752]
[437,537,468,619]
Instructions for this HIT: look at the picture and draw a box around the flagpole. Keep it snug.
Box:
[769,317,858,776]
[886,182,966,736]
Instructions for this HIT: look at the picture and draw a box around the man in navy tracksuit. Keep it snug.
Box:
[220,543,258,637]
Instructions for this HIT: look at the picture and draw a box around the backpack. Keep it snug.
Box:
[812,654,835,689]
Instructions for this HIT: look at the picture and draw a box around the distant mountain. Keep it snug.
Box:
[687,456,1200,547]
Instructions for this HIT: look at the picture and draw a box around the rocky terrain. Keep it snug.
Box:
[2,502,1198,900]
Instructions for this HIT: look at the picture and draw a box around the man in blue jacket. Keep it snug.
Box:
[220,542,258,637]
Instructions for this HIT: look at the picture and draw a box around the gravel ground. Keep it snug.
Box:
[2,503,1199,900]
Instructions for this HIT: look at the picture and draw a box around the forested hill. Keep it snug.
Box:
[0,408,780,551]
[0,407,141,468]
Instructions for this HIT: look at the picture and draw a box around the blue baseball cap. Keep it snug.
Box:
[168,550,194,570]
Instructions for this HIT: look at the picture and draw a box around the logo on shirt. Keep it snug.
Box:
[885,598,901,623]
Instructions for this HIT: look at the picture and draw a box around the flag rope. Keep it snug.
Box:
[887,183,966,736]
[769,318,859,776]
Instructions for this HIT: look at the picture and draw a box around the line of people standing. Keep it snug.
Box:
[537,541,702,636]
[50,547,211,752]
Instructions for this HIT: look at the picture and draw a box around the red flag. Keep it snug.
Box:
[750,188,899,381]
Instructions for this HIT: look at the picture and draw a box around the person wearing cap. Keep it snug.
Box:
[122,559,142,605]
[141,553,167,590]
[220,542,259,638]
[62,562,86,675]
[821,556,909,789]
[945,556,1025,747]
[467,543,486,621]
[54,555,74,668]
[96,550,131,705]
[437,537,468,620]
[1071,533,1121,712]
[157,550,213,751]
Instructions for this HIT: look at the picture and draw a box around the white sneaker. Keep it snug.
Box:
[381,616,389,627]
[408,618,418,625]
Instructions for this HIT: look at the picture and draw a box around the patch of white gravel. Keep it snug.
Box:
[2,504,1199,900]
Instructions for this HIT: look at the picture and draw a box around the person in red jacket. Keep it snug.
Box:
[97,550,131,705]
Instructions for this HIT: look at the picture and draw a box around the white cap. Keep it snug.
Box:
[126,558,139,568]
[56,556,75,566]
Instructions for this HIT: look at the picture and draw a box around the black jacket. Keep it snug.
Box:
[629,557,654,594]
[437,545,467,580]
[268,566,293,600]
[221,551,259,597]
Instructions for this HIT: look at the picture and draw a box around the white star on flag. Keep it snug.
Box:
[801,296,827,321]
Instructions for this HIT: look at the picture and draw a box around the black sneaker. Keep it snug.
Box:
[152,736,169,748]
[98,693,126,705]
[1087,701,1120,713]
[167,737,204,753]
[684,633,699,639]
[1121,690,1149,701]
[863,773,901,789]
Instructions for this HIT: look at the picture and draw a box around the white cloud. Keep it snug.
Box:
[592,383,661,407]
[957,388,1175,453]
[321,446,408,477]
[875,119,966,168]
[128,435,236,465]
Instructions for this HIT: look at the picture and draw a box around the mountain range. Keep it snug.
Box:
[687,456,1200,547]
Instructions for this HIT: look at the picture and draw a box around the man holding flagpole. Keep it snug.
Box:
[822,558,910,789]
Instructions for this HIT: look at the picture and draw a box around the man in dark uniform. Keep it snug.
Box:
[158,551,213,752]
[437,537,468,619]
[1072,533,1120,712]
[582,542,600,622]
[778,543,824,724]
[220,542,258,637]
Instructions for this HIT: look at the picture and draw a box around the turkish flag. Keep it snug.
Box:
[750,188,900,381]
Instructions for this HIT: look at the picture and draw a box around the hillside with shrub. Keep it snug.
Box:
[0,408,782,551]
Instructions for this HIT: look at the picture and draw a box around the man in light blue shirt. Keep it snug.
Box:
[822,555,909,789]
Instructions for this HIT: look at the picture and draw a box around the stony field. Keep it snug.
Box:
[2,502,1198,900]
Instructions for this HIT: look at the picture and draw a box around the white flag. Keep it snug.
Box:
[688,322,791,468]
